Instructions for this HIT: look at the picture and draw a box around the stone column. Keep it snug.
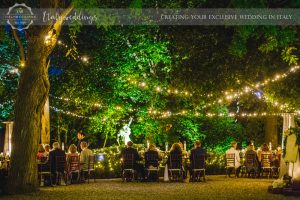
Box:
[3,121,13,155]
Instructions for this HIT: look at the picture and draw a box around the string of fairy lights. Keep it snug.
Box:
[51,95,102,108]
[215,65,300,108]
[51,65,300,119]
[46,35,300,119]
[50,103,300,120]
[127,77,194,97]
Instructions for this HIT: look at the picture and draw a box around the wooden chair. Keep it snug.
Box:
[225,153,236,178]
[245,153,257,178]
[145,153,160,182]
[67,155,80,184]
[38,160,52,186]
[122,154,135,182]
[82,155,95,183]
[261,153,273,178]
[190,154,206,182]
[55,156,67,185]
[168,154,184,182]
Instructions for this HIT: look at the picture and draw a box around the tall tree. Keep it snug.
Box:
[3,0,73,194]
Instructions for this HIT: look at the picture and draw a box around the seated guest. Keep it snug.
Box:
[189,140,207,169]
[80,142,93,171]
[178,142,188,157]
[80,141,93,181]
[77,131,88,153]
[245,143,259,177]
[37,144,48,162]
[121,141,145,180]
[225,141,241,177]
[167,143,185,177]
[49,142,66,184]
[145,144,162,168]
[189,140,207,181]
[258,143,272,162]
[67,144,79,163]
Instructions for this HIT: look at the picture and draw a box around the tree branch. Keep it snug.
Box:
[45,4,74,54]
[12,29,26,69]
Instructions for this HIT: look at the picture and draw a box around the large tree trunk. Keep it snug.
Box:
[265,116,278,148]
[41,98,50,144]
[6,35,50,194]
[4,3,73,194]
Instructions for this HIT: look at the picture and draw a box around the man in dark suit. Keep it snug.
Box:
[189,140,207,179]
[121,141,145,180]
[77,131,88,152]
[145,144,162,168]
[49,142,66,184]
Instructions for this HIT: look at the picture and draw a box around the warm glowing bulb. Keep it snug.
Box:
[45,35,51,41]
[20,61,25,67]
[82,56,88,62]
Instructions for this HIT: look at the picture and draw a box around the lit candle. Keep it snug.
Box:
[147,140,150,149]
[269,142,272,150]
[62,142,64,151]
[184,141,187,151]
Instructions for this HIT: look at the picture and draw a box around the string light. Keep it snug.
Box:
[56,40,90,64]
[50,64,300,119]
[148,109,299,119]
[50,95,103,108]
[51,94,298,120]
[50,106,90,119]
[220,65,300,104]
[81,56,89,63]
[20,60,25,67]
[128,78,194,97]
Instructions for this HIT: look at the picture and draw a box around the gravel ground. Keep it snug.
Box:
[0,175,298,200]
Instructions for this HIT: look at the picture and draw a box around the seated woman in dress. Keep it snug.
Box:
[37,144,48,162]
[66,144,79,163]
[166,143,186,178]
[258,143,272,162]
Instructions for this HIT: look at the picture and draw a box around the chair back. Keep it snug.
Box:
[55,156,66,173]
[68,155,80,172]
[38,161,51,173]
[245,153,256,165]
[169,153,182,169]
[145,153,159,168]
[88,155,95,171]
[225,153,236,168]
[191,154,206,169]
[261,153,272,168]
[122,153,135,169]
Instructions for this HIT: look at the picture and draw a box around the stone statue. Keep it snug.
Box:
[118,117,133,145]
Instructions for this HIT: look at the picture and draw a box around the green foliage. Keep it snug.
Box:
[281,47,299,66]
[0,31,20,121]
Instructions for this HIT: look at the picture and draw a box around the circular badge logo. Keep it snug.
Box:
[5,3,36,31]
